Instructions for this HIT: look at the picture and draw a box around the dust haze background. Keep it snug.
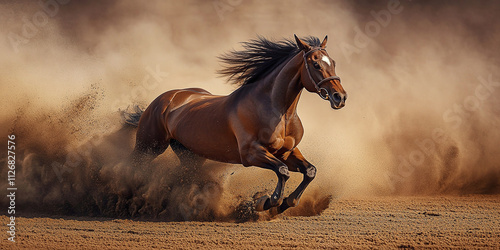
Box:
[0,0,499,220]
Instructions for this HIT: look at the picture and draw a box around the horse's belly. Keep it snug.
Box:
[166,99,242,164]
[173,125,241,163]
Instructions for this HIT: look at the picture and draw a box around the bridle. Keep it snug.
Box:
[303,48,341,100]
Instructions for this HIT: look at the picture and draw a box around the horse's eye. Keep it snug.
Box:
[313,62,321,69]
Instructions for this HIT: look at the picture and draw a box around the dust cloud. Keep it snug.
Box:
[0,0,499,221]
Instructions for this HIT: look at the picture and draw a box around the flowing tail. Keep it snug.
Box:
[121,105,145,127]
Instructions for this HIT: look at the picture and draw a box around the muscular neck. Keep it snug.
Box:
[252,52,305,117]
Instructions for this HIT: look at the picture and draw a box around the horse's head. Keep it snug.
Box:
[295,35,347,109]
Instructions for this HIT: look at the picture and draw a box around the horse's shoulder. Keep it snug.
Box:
[285,113,304,138]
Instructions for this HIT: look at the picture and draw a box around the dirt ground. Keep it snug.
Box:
[2,195,499,249]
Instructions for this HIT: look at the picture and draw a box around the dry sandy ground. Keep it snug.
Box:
[2,195,499,249]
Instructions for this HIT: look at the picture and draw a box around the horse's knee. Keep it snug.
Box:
[305,165,316,181]
[278,165,291,180]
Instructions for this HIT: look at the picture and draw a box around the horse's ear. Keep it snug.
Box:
[294,34,311,52]
[320,35,328,48]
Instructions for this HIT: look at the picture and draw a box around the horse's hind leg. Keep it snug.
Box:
[130,141,169,166]
[170,139,207,169]
[130,111,171,167]
[169,140,207,188]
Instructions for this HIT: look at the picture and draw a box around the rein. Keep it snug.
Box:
[303,48,341,100]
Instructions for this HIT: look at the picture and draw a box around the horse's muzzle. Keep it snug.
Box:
[329,92,347,109]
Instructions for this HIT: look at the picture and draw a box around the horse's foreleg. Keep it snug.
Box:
[240,142,290,211]
[276,148,316,214]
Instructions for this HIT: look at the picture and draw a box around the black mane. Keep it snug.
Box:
[218,36,321,86]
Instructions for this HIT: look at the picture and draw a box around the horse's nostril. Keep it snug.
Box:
[332,92,342,103]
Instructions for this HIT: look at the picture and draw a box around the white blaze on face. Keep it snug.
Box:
[321,55,331,66]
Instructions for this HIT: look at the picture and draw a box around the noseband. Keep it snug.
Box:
[303,48,341,100]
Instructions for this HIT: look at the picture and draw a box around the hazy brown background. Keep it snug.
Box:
[0,0,499,220]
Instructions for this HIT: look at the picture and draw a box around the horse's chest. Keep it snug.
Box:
[266,135,295,155]
[265,121,297,154]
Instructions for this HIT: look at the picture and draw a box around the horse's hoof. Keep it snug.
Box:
[255,195,270,211]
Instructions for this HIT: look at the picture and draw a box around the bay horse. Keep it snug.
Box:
[126,35,347,214]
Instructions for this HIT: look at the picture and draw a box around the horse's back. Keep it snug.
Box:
[146,87,214,115]
[178,87,212,95]
[136,88,214,145]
